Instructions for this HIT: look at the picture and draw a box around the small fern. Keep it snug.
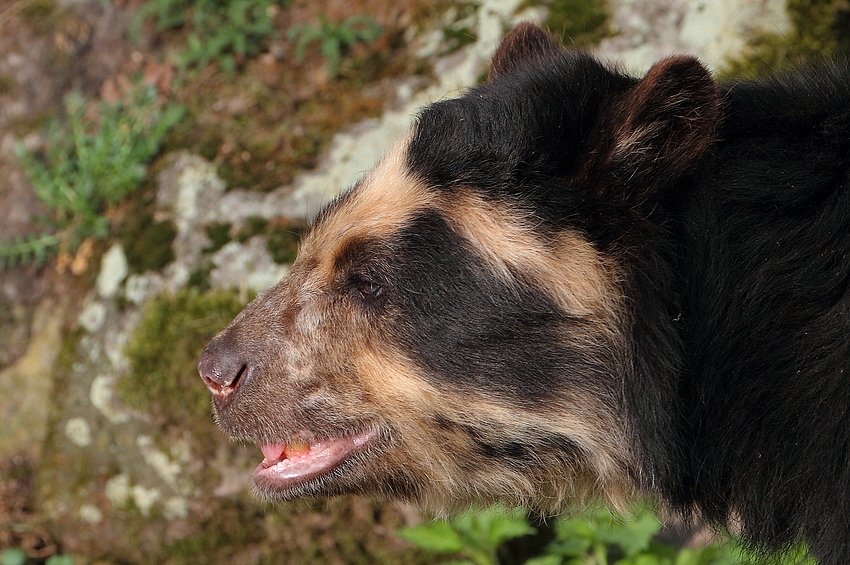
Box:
[0,233,59,269]
[1,83,184,270]
[132,0,286,73]
[288,14,382,78]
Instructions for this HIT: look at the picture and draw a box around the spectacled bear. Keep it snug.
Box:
[198,23,850,564]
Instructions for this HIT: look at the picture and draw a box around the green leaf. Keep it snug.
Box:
[546,536,593,558]
[220,54,237,75]
[616,554,668,565]
[597,511,661,557]
[554,517,594,538]
[482,507,536,547]
[671,546,723,565]
[322,35,342,55]
[337,24,356,44]
[0,548,27,565]
[397,521,464,553]
[523,555,563,565]
[0,233,60,269]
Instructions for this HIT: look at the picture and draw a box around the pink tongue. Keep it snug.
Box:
[261,443,287,462]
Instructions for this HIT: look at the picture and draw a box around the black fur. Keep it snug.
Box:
[391,210,598,402]
[672,65,850,561]
[408,51,635,232]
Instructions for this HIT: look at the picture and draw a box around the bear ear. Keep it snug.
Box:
[585,56,722,204]
[489,23,562,81]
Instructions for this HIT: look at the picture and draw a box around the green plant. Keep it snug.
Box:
[288,15,383,78]
[543,504,730,565]
[0,549,25,565]
[132,0,286,73]
[0,233,60,269]
[398,502,817,565]
[3,84,183,269]
[398,505,535,565]
[0,548,74,565]
[437,4,480,56]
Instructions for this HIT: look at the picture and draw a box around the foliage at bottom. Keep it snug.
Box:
[398,502,816,565]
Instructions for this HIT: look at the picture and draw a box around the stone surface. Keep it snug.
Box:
[599,0,790,73]
[0,296,68,461]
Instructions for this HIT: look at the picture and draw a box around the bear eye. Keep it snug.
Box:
[358,281,384,300]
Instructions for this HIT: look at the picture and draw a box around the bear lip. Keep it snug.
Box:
[253,430,377,491]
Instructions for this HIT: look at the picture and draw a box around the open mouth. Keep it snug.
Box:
[253,429,377,492]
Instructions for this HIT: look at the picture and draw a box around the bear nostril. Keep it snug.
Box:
[198,343,249,398]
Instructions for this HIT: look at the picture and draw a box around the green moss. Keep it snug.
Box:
[205,143,273,192]
[235,216,269,242]
[438,3,480,56]
[123,215,178,274]
[187,260,215,291]
[119,288,246,427]
[266,225,303,265]
[0,74,15,95]
[36,327,93,501]
[534,0,611,48]
[18,0,60,35]
[163,499,268,563]
[203,221,233,253]
[55,327,85,396]
[231,216,303,264]
[723,0,850,78]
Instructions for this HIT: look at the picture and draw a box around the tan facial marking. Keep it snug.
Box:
[303,138,433,283]
[446,193,622,322]
[355,346,443,412]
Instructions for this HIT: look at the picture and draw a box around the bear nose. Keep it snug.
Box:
[198,339,249,402]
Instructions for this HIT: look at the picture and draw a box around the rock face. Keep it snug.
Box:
[0,296,67,462]
[598,0,789,73]
[0,0,797,562]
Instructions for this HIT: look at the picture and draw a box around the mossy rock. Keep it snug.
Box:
[723,0,850,78]
[119,287,246,429]
[160,497,431,565]
[265,223,303,265]
[203,221,233,253]
[524,0,611,48]
[231,216,304,265]
[235,216,269,243]
[120,208,178,275]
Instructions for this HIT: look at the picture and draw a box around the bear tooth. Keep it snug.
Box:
[284,443,310,457]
